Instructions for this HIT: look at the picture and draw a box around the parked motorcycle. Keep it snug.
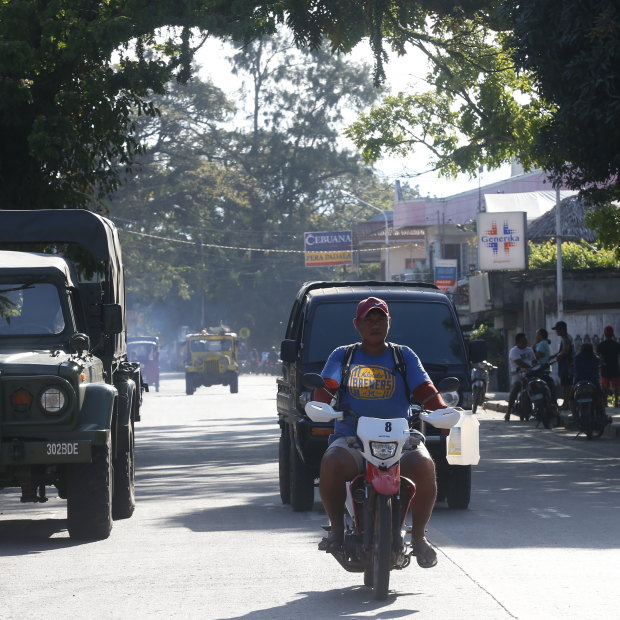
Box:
[302,373,461,601]
[572,380,610,440]
[513,371,532,421]
[471,360,497,413]
[525,364,557,429]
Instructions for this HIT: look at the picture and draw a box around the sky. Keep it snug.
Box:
[196,36,512,199]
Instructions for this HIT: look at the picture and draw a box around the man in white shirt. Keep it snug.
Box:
[505,332,537,421]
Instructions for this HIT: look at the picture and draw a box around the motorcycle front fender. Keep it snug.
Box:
[367,462,400,495]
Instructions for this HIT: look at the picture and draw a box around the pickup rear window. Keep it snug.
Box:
[304,300,466,366]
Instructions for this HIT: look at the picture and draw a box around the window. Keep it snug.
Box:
[304,300,466,365]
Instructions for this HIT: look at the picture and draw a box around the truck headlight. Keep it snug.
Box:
[370,441,397,459]
[39,387,67,415]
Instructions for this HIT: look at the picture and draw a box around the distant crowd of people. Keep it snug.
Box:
[505,322,620,420]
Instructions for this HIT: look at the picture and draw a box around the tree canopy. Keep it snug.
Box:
[2,0,620,224]
[106,34,393,347]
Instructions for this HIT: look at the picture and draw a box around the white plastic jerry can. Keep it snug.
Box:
[446,411,480,465]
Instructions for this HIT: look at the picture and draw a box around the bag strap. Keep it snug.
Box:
[389,342,413,404]
[337,343,359,406]
[338,342,412,405]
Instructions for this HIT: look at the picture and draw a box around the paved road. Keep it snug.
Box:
[1,374,619,619]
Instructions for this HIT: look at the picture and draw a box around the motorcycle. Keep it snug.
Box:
[513,370,532,422]
[470,360,497,414]
[302,373,461,601]
[572,380,610,440]
[525,363,557,429]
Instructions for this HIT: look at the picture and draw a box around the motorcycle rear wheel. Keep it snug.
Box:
[367,495,392,601]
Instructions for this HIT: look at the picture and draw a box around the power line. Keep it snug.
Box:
[119,227,402,253]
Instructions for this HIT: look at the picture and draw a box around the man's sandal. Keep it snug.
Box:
[318,531,343,552]
[412,537,438,568]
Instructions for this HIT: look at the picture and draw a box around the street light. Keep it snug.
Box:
[341,190,390,280]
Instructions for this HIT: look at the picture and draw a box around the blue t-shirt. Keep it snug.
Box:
[535,339,551,365]
[321,344,430,441]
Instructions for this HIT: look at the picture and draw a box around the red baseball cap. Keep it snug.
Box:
[355,297,390,320]
[604,325,614,338]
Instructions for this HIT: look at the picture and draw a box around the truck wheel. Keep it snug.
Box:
[185,373,195,395]
[446,464,472,510]
[66,436,113,540]
[229,372,239,394]
[279,429,291,504]
[112,421,135,520]
[289,434,315,512]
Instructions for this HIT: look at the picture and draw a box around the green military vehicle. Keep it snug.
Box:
[0,210,142,540]
[184,328,239,395]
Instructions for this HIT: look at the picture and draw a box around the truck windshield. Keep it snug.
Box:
[0,282,66,335]
[304,300,466,366]
[190,339,230,352]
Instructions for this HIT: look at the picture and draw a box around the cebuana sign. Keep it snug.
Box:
[304,230,353,267]
[477,211,527,271]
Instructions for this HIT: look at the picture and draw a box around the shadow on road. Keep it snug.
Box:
[221,586,420,620]
[0,517,83,555]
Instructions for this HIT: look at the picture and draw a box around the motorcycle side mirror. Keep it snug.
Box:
[438,376,460,393]
[302,373,325,390]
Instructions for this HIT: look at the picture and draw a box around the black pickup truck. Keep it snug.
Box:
[276,281,486,512]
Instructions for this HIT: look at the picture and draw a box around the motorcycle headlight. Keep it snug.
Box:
[442,391,460,407]
[370,441,397,460]
[39,387,67,415]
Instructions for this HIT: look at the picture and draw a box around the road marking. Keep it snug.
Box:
[528,507,571,518]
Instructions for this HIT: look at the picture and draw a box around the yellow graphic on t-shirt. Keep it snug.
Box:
[348,365,396,400]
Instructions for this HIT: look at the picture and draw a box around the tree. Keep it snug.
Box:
[0,0,476,210]
[106,36,393,348]
[509,1,620,204]
[346,11,547,181]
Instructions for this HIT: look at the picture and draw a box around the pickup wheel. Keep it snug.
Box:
[66,436,113,540]
[229,372,239,394]
[278,428,291,504]
[112,421,135,520]
[446,464,472,510]
[185,373,195,395]
[289,434,315,512]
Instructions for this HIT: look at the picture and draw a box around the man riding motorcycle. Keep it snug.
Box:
[312,297,448,569]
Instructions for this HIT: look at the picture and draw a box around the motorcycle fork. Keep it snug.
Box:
[362,482,374,551]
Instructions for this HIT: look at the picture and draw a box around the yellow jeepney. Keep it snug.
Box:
[184,328,238,395]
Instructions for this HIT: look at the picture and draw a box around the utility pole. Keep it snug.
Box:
[555,187,564,321]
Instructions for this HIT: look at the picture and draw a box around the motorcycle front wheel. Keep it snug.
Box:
[366,494,392,601]
[471,385,484,414]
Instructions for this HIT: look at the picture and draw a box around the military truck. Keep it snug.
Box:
[184,328,239,395]
[277,281,486,512]
[0,210,142,540]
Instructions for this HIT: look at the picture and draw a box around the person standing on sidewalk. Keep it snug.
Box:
[534,328,558,410]
[597,326,620,407]
[505,333,537,421]
[550,321,574,410]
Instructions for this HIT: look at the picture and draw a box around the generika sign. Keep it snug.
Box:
[304,230,353,267]
[477,211,527,270]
